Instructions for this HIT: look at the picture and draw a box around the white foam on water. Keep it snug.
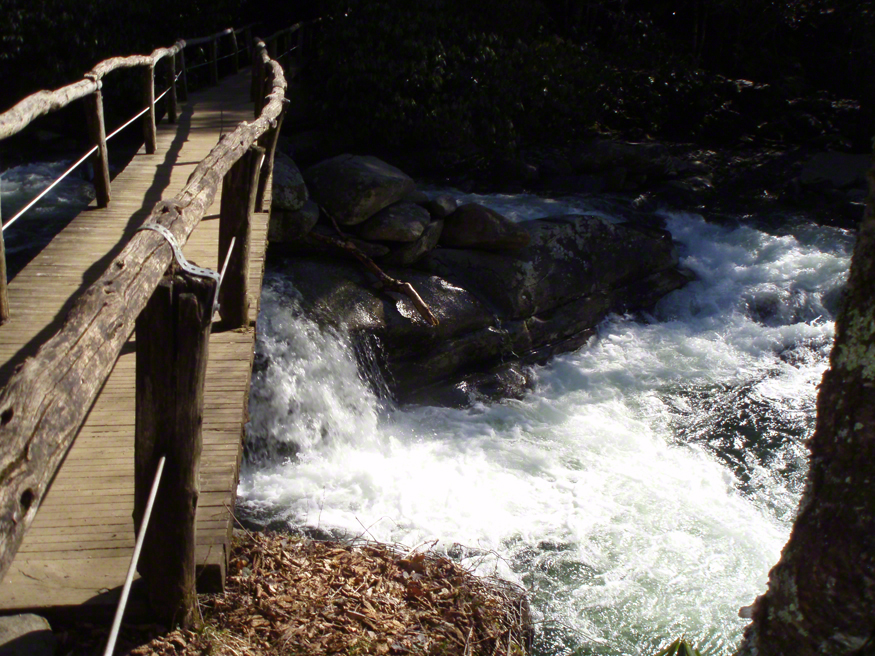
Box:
[0,160,96,255]
[240,202,853,655]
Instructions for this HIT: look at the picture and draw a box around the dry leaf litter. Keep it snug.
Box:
[62,530,533,655]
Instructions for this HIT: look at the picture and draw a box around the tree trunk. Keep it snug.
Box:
[736,154,875,654]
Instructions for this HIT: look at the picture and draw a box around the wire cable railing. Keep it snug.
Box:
[2,76,180,232]
[0,27,292,634]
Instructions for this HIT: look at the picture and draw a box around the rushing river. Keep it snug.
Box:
[240,193,853,655]
[2,151,853,653]
[0,160,96,277]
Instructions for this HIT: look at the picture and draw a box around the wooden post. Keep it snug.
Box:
[209,38,219,86]
[251,47,265,113]
[267,38,277,62]
[167,54,178,125]
[244,27,252,59]
[178,49,189,102]
[255,109,285,212]
[230,30,240,73]
[84,86,111,207]
[218,146,262,328]
[134,271,214,628]
[142,65,157,155]
[0,203,9,325]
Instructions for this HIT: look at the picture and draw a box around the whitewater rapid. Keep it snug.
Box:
[240,197,852,655]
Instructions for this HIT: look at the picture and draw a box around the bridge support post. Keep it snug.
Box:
[230,30,240,74]
[0,206,9,325]
[85,86,112,207]
[209,38,219,86]
[167,54,178,125]
[142,65,158,154]
[219,145,263,328]
[134,271,214,629]
[178,49,189,102]
[256,108,286,213]
[251,44,266,115]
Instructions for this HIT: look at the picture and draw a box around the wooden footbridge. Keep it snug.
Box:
[0,24,307,626]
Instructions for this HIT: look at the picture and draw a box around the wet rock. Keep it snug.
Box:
[275,213,687,402]
[272,151,308,211]
[440,203,530,250]
[269,199,319,243]
[0,614,56,656]
[304,154,416,225]
[426,215,679,319]
[355,202,431,242]
[424,195,458,219]
[402,189,430,205]
[800,152,871,189]
[381,219,444,266]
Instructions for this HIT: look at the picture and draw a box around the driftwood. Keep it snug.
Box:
[310,208,439,327]
[0,47,288,580]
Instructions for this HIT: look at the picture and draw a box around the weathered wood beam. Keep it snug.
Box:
[142,65,157,155]
[219,146,263,328]
[84,86,111,207]
[0,80,97,141]
[135,272,213,628]
[184,28,233,49]
[209,39,219,86]
[0,205,8,325]
[255,108,286,212]
[0,41,183,143]
[0,54,288,580]
[230,30,240,74]
[167,55,178,125]
[178,49,189,102]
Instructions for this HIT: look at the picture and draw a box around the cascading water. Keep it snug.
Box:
[240,196,853,655]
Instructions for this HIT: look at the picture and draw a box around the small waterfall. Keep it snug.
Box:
[241,200,853,655]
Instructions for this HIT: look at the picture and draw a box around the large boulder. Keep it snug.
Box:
[273,214,687,403]
[381,219,444,266]
[272,151,308,211]
[800,152,871,189]
[425,215,679,319]
[304,155,416,226]
[440,203,531,250]
[425,195,458,219]
[269,199,319,243]
[355,203,431,242]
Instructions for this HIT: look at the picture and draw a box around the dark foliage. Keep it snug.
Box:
[307,0,874,160]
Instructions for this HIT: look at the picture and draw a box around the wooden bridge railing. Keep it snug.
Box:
[0,22,281,326]
[0,23,309,626]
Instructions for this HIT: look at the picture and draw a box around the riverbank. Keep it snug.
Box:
[54,531,533,656]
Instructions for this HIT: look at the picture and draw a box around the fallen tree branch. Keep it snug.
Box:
[308,225,439,327]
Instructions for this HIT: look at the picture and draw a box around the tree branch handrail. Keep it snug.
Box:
[0,21,261,143]
[0,42,183,142]
[0,36,288,582]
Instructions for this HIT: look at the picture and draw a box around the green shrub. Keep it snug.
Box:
[310,0,605,160]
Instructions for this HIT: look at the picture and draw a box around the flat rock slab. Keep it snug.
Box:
[0,614,55,656]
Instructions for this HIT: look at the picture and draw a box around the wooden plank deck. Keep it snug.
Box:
[0,70,268,617]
